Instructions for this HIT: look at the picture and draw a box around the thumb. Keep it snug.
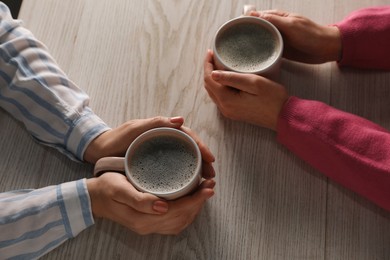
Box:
[122,116,185,144]
[253,10,292,32]
[138,116,185,130]
[98,116,185,159]
[116,182,169,215]
[211,70,267,95]
[99,172,170,214]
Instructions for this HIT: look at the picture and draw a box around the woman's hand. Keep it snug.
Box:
[85,116,216,234]
[250,10,342,64]
[84,116,215,180]
[87,172,215,235]
[84,116,185,163]
[204,50,288,130]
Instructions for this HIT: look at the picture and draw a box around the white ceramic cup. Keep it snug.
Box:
[213,5,283,78]
[94,127,202,200]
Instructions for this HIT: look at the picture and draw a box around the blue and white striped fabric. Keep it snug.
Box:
[0,3,110,161]
[0,2,110,259]
[0,179,94,259]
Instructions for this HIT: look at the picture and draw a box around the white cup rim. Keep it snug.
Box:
[213,16,283,74]
[124,127,202,199]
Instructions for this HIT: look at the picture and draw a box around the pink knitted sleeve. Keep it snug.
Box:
[335,6,390,69]
[276,7,390,210]
[277,97,390,211]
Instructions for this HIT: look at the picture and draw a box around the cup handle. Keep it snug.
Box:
[94,157,125,177]
[243,4,256,16]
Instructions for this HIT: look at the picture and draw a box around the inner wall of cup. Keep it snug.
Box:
[214,17,282,73]
[125,130,201,196]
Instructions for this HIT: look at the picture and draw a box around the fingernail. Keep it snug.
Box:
[208,179,216,189]
[211,71,222,80]
[207,190,215,199]
[153,201,168,213]
[170,116,183,124]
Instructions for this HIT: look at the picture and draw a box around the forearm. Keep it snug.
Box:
[0,3,110,161]
[0,179,94,259]
[335,6,390,69]
[277,97,390,211]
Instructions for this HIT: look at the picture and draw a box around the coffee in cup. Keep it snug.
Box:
[213,13,283,78]
[94,127,202,200]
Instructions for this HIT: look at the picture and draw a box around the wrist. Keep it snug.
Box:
[270,93,289,131]
[84,131,110,164]
[86,178,102,218]
[323,25,342,62]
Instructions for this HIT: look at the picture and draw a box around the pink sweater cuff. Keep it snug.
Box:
[277,96,390,211]
[335,6,390,70]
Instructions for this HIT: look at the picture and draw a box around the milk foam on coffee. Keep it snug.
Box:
[216,23,277,72]
[129,136,198,193]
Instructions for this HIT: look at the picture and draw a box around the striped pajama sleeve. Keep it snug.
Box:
[0,179,94,259]
[0,3,110,161]
[0,3,110,259]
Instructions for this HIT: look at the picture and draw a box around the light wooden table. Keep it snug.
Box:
[1,0,389,259]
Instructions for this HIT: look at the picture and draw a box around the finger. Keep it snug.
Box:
[122,116,184,144]
[155,181,215,235]
[204,68,225,105]
[180,181,215,206]
[205,72,242,105]
[114,116,185,146]
[211,70,264,95]
[199,179,216,189]
[259,9,291,17]
[248,10,289,18]
[203,50,221,94]
[204,84,219,104]
[114,179,169,215]
[188,185,215,205]
[249,11,261,17]
[180,126,215,163]
[203,50,234,101]
[204,49,215,75]
[139,116,184,130]
[256,11,295,33]
[105,201,146,233]
[202,162,216,179]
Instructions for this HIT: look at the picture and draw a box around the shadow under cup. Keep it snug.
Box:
[213,16,283,78]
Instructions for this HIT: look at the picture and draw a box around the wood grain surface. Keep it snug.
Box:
[1,0,389,259]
